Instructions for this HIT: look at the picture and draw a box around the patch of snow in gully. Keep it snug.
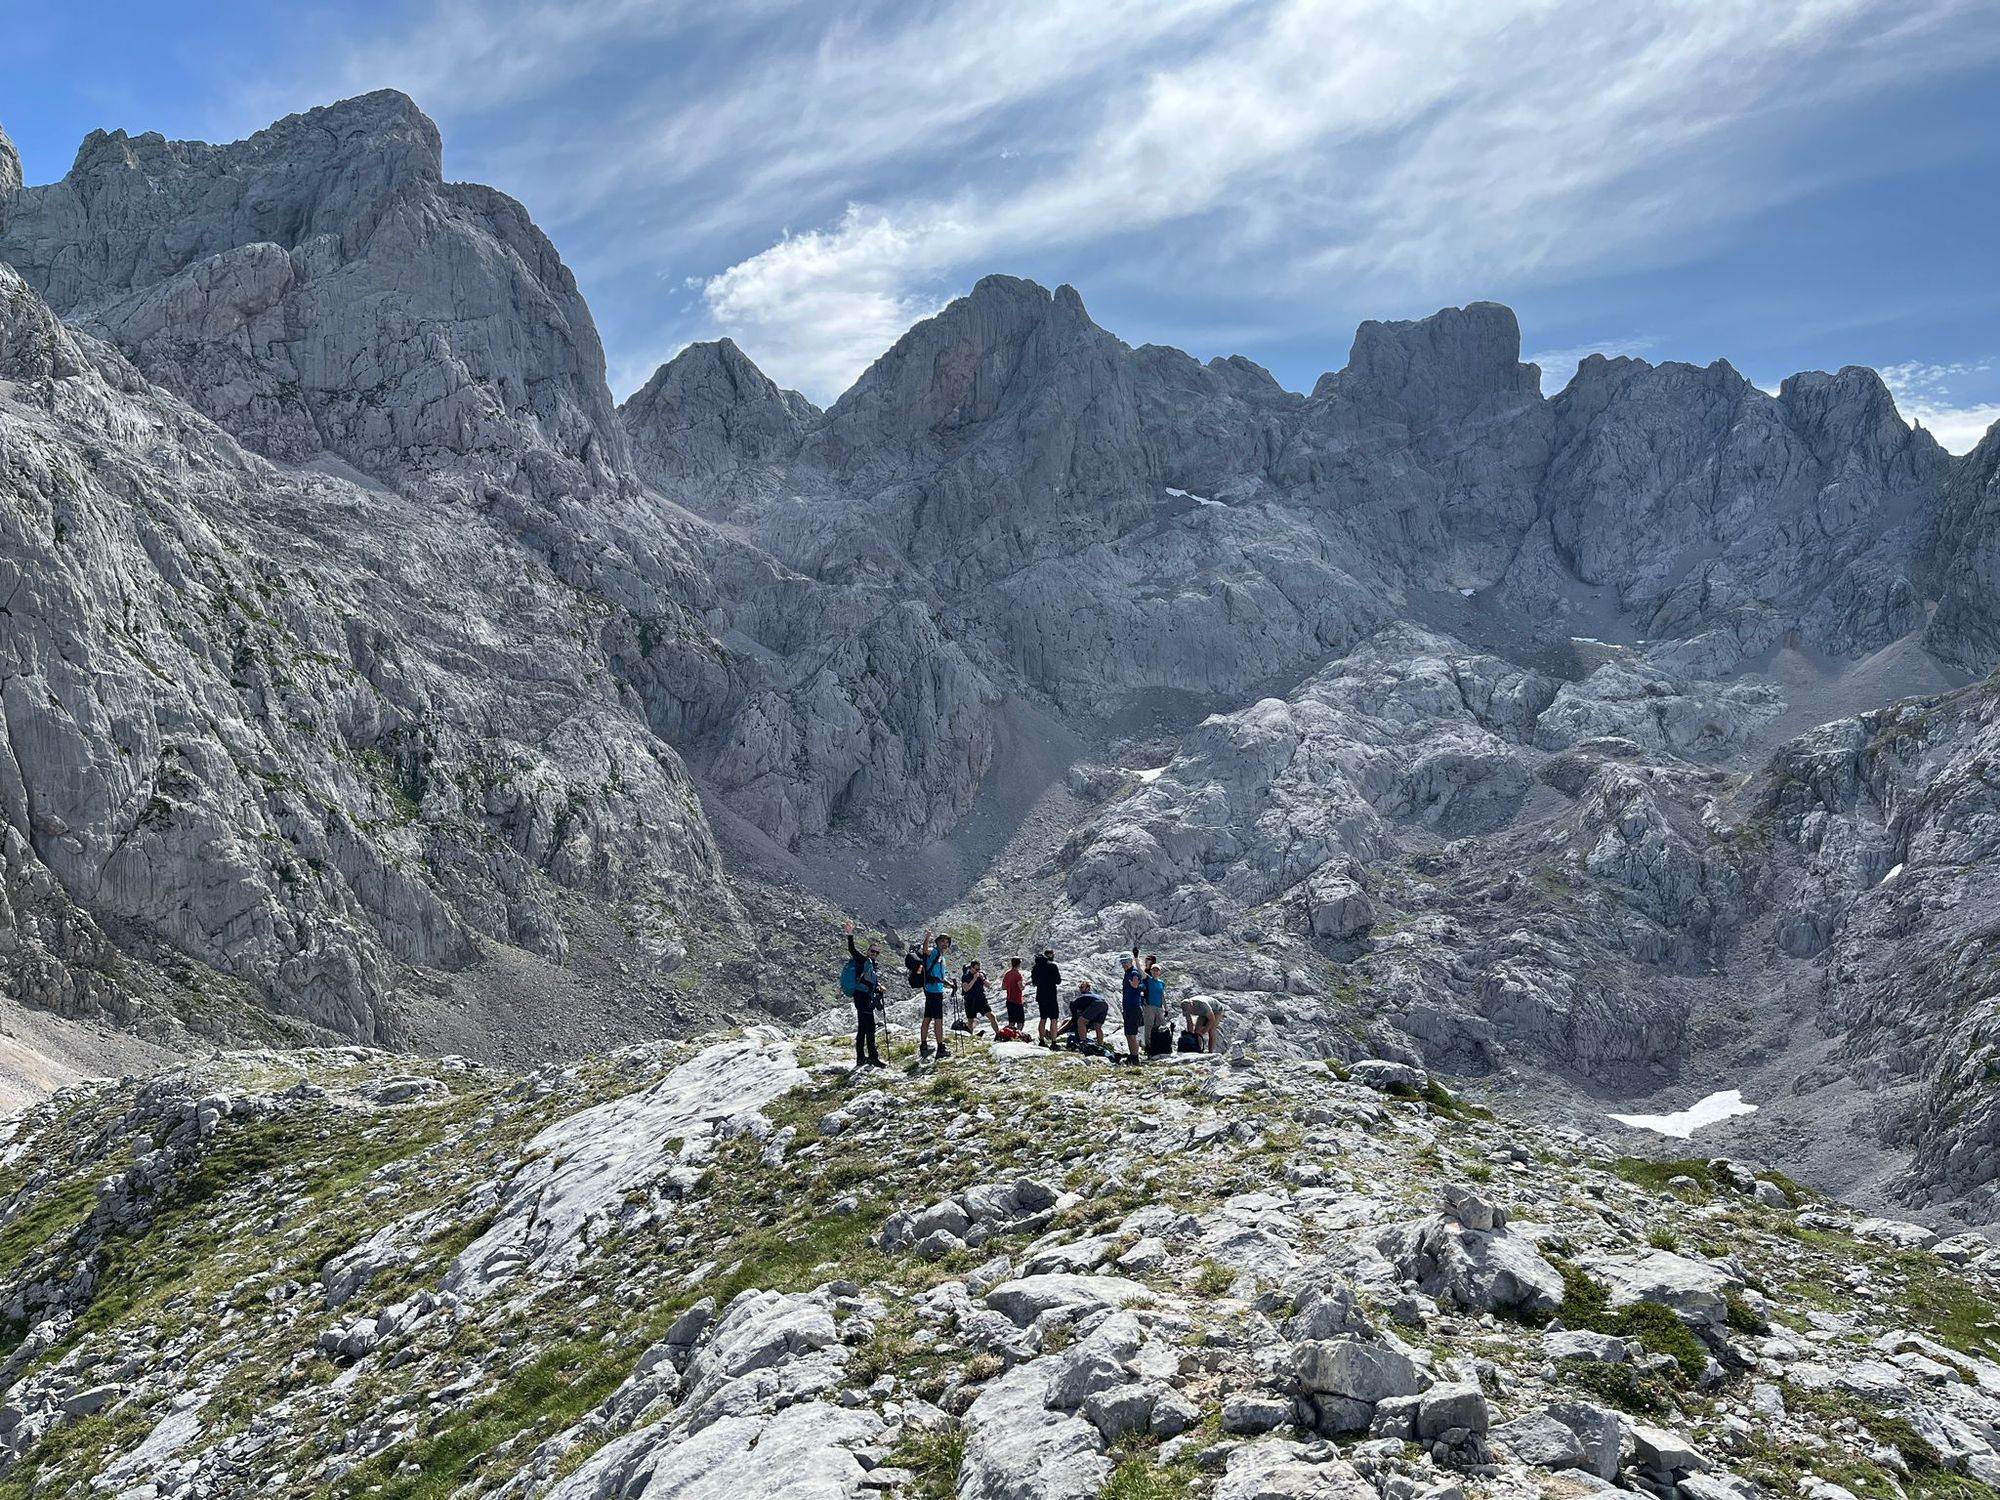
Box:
[1609,1088,1757,1140]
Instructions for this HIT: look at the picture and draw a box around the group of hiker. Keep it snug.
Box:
[841,921,1224,1068]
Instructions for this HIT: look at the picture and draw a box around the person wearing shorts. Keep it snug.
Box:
[961,960,1001,1038]
[918,930,953,1061]
[1031,949,1062,1047]
[1182,994,1223,1053]
[1001,958,1026,1032]
[1069,982,1109,1050]
[1119,959,1147,1063]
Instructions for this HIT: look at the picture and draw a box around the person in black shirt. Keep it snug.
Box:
[960,959,1002,1039]
[1030,948,1062,1049]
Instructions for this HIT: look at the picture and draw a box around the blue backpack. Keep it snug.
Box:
[839,959,859,998]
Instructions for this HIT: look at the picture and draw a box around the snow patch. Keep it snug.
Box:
[1880,863,1905,885]
[1131,766,1169,783]
[1609,1088,1757,1140]
[1166,486,1226,508]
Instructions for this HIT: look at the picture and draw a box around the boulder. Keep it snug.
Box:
[959,1362,1110,1500]
[1580,1250,1735,1328]
[983,1275,1149,1327]
[1494,1409,1590,1468]
[1295,1339,1425,1403]
[1416,1383,1489,1439]
[1349,1060,1428,1095]
[1376,1215,1564,1317]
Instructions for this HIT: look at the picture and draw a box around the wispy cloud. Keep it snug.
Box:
[677,0,2000,399]
[214,0,2000,404]
[1881,358,2000,454]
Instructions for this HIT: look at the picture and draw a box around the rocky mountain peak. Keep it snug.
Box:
[621,336,819,492]
[1319,300,1542,421]
[0,122,20,198]
[0,88,625,498]
[827,273,1117,445]
[1778,363,1930,469]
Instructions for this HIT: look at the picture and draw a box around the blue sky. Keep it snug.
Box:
[6,1,2000,449]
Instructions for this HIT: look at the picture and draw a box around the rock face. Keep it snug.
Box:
[0,91,627,500]
[0,262,725,1042]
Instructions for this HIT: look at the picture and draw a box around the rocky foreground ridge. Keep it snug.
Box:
[0,1031,1995,1498]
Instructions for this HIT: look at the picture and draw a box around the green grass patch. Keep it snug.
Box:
[1613,1158,1714,1199]
[1549,1258,1708,1382]
[886,1425,966,1500]
[1104,1451,1197,1500]
[1192,1260,1235,1297]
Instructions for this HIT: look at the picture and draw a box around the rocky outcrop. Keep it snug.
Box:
[0,260,728,1042]
[0,91,629,502]
[619,337,817,507]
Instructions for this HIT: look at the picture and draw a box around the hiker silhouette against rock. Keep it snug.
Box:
[1030,948,1062,1049]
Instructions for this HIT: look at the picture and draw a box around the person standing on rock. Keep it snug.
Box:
[918,929,953,1062]
[843,921,884,1069]
[1141,957,1167,1047]
[1031,948,1062,1048]
[1001,958,1026,1036]
[1120,958,1147,1064]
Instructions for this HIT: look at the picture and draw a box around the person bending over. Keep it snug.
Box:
[1181,994,1224,1053]
[1070,981,1110,1052]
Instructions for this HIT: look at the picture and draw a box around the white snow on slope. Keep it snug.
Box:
[1609,1088,1757,1140]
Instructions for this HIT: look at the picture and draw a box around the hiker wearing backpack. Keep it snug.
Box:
[842,920,885,1069]
[918,929,953,1062]
[1030,948,1062,1049]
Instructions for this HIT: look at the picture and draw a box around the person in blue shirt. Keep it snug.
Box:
[1120,959,1147,1064]
[918,928,954,1062]
[843,920,884,1069]
[1141,957,1167,1047]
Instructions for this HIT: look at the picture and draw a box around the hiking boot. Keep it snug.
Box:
[935,1043,951,1059]
[919,1045,933,1063]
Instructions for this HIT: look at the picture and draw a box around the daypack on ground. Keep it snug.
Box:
[1177,1030,1203,1054]
[1146,1025,1174,1057]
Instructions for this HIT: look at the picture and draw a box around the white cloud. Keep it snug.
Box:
[1525,338,1662,394]
[226,0,2000,404]
[1881,359,2000,454]
[685,0,2000,399]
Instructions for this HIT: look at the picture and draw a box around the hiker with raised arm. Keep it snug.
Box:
[842,920,885,1069]
[918,929,953,1062]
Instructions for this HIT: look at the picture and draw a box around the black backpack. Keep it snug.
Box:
[1146,1024,1174,1057]
[1176,1029,1203,1054]
[904,948,924,988]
